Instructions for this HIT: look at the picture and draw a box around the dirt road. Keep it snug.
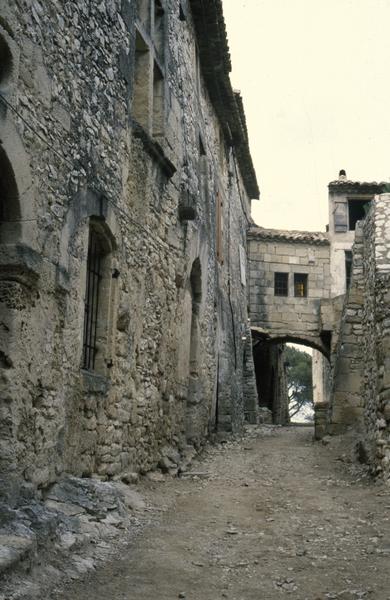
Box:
[51,426,390,600]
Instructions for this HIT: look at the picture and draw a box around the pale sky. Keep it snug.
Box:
[223,0,390,232]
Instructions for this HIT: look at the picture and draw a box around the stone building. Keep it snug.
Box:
[247,172,390,479]
[0,0,259,504]
[248,226,331,424]
[314,173,386,434]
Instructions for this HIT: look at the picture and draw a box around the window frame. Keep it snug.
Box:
[81,220,117,375]
[274,272,288,297]
[133,0,166,137]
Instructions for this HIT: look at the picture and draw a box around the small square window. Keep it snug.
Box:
[274,272,288,296]
[294,273,308,298]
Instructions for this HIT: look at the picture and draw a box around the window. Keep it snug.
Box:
[198,135,208,204]
[179,1,186,21]
[133,31,151,131]
[133,1,165,137]
[216,190,223,264]
[0,31,13,88]
[152,61,164,137]
[274,272,288,296]
[82,223,115,374]
[294,273,308,298]
[0,146,21,244]
[153,0,164,58]
[348,199,370,230]
[345,250,352,289]
[83,229,104,371]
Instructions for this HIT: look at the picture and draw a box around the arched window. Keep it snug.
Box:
[82,220,116,374]
[0,146,21,243]
[0,30,14,88]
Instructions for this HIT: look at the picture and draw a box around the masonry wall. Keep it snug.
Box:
[328,224,365,432]
[0,0,257,502]
[248,230,331,348]
[360,195,390,478]
[329,194,390,479]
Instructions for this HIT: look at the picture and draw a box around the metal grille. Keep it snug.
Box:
[82,230,103,371]
[274,272,288,296]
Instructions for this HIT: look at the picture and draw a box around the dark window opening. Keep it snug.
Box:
[199,135,206,156]
[0,32,13,87]
[133,31,151,130]
[0,146,20,243]
[294,273,308,298]
[348,199,370,230]
[152,61,164,137]
[274,272,288,296]
[153,0,164,58]
[345,250,352,289]
[179,2,186,20]
[83,230,104,371]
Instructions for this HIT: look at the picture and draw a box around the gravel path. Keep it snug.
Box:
[51,426,390,600]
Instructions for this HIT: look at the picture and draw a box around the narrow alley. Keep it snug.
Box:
[49,427,390,600]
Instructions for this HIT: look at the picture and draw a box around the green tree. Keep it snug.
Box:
[285,346,313,418]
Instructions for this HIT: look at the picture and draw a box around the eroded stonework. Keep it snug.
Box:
[0,0,259,505]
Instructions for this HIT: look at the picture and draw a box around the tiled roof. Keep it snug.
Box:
[248,226,329,245]
[328,180,387,193]
[189,0,259,199]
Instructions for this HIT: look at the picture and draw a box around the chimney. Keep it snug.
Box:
[338,169,347,181]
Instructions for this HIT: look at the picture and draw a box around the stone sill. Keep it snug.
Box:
[81,370,110,395]
[131,120,176,179]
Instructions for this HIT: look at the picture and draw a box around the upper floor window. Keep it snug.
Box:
[274,272,288,296]
[0,30,13,89]
[133,0,165,138]
[348,199,370,230]
[294,273,308,298]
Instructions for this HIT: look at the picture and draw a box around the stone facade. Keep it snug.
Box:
[0,0,259,503]
[248,226,331,353]
[247,227,332,426]
[327,175,384,296]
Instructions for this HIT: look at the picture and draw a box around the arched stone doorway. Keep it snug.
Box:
[251,329,331,436]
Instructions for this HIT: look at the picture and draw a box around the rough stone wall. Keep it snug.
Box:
[0,0,258,502]
[360,194,390,479]
[248,228,331,352]
[328,224,365,433]
[329,194,390,479]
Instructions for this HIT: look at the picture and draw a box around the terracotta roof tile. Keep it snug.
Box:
[248,226,329,245]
